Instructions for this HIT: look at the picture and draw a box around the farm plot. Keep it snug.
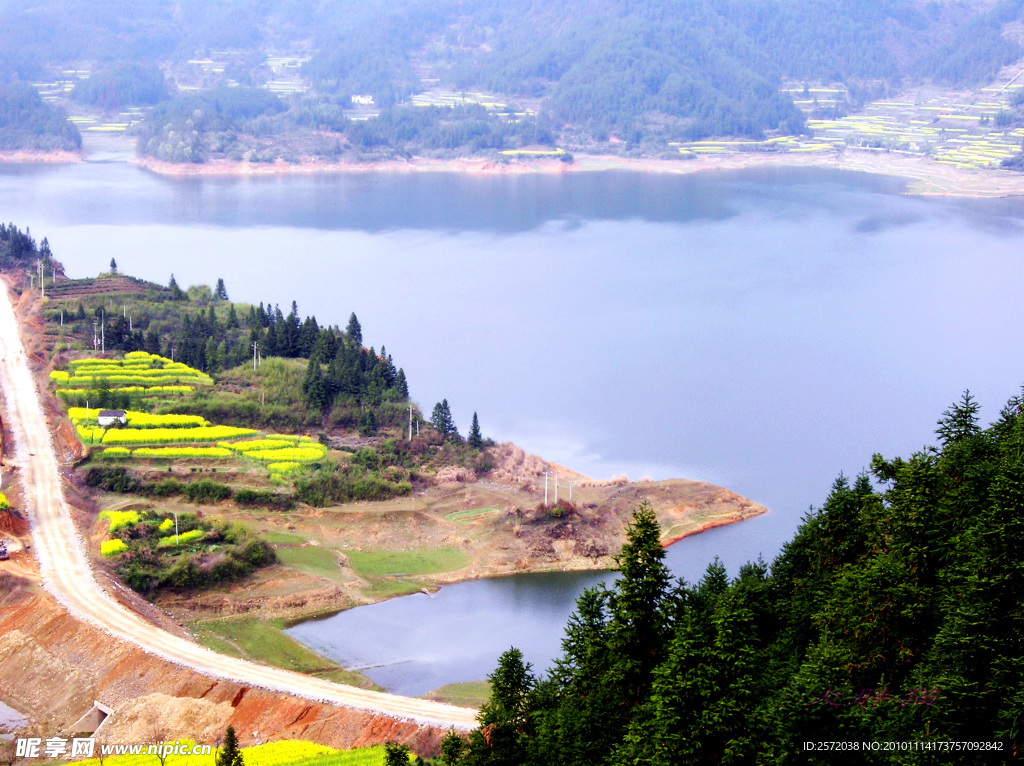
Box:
[676,74,1024,170]
[53,351,212,388]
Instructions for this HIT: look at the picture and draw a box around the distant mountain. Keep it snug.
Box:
[1,0,1022,150]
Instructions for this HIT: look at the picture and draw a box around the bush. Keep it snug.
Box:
[145,478,185,497]
[182,479,233,504]
[84,466,140,493]
[233,488,295,510]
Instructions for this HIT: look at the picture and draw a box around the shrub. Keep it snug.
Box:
[85,466,140,493]
[182,479,233,504]
[233,488,295,510]
[0,493,8,511]
[145,478,185,497]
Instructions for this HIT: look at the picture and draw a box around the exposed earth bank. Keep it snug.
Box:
[0,587,449,752]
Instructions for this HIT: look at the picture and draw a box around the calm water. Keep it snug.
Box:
[5,158,1024,693]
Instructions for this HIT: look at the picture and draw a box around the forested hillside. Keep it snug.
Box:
[1,0,1023,151]
[448,390,1024,763]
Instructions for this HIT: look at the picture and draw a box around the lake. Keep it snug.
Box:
[4,158,1024,693]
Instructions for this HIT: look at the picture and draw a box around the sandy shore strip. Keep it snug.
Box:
[126,150,1024,198]
[5,145,1024,198]
[0,150,84,163]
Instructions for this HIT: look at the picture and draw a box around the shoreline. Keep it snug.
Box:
[3,145,1021,198]
[128,150,1024,198]
[128,151,1024,198]
[0,149,85,163]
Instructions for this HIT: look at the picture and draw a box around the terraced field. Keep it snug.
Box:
[675,66,1024,171]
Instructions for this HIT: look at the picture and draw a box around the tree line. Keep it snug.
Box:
[447,389,1024,764]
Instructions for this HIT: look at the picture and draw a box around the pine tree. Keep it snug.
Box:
[469,412,484,449]
[383,742,410,766]
[215,277,229,300]
[168,273,184,300]
[109,257,117,273]
[216,727,243,766]
[936,389,981,446]
[396,368,409,399]
[347,312,362,346]
[431,399,458,439]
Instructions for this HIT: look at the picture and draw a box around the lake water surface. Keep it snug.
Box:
[4,159,1024,693]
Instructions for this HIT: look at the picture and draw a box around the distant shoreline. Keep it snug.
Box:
[5,145,1024,198]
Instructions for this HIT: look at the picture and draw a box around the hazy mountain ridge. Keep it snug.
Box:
[2,0,1023,153]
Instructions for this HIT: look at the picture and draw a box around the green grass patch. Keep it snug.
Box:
[346,547,469,577]
[423,680,491,708]
[445,506,500,523]
[276,545,344,581]
[190,617,375,688]
[263,530,306,545]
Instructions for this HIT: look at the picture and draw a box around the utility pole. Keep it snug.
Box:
[92,321,98,350]
[39,261,44,299]
[408,404,414,441]
[101,309,105,353]
[253,341,259,371]
[543,471,550,505]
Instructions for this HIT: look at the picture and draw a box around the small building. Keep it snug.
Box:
[97,410,127,428]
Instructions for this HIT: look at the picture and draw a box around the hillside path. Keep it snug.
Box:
[0,284,477,730]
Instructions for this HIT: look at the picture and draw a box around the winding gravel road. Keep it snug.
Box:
[0,284,477,730]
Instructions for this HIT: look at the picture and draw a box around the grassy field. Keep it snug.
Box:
[190,616,375,688]
[275,546,345,582]
[346,548,469,578]
[444,506,500,523]
[423,680,491,708]
[263,530,307,544]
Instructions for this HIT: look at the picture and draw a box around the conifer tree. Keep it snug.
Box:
[215,277,229,300]
[109,257,117,273]
[383,742,410,766]
[216,727,243,766]
[347,312,362,346]
[469,412,484,448]
[431,399,458,439]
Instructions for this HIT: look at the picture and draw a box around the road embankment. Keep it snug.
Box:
[0,279,477,737]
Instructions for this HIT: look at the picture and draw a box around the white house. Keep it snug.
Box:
[97,410,127,427]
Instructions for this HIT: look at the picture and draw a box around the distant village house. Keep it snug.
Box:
[97,410,127,427]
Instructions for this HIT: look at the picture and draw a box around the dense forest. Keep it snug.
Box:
[2,0,1024,152]
[446,391,1024,763]
[0,82,80,151]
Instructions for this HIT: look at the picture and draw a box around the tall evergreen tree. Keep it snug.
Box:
[216,727,243,766]
[469,412,484,449]
[215,277,229,300]
[431,399,458,439]
[347,312,362,346]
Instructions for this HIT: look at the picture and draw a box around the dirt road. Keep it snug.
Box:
[0,284,477,730]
